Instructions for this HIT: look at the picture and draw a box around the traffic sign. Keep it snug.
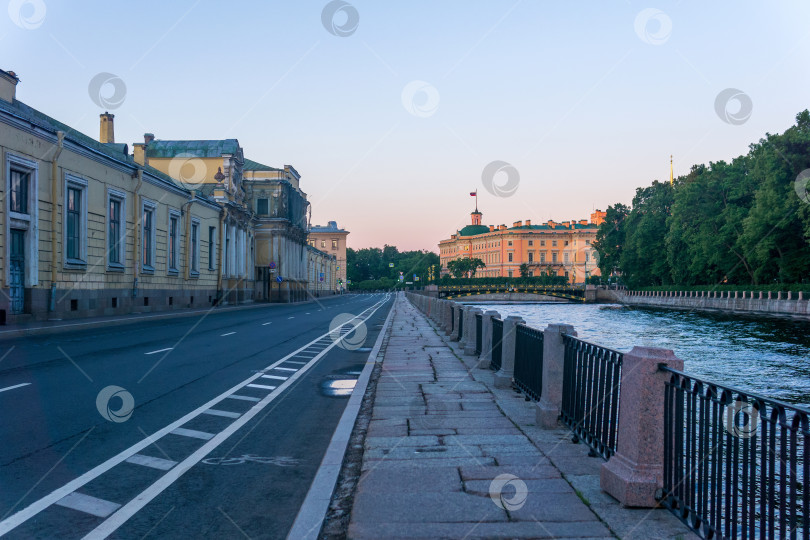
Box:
[276,276,283,283]
[389,263,394,268]
[269,262,276,269]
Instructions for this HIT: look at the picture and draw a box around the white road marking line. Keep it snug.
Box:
[287,316,295,319]
[285,361,307,365]
[260,375,287,381]
[246,383,277,390]
[273,367,297,372]
[262,322,272,326]
[0,383,30,394]
[81,298,390,540]
[125,454,177,471]
[170,428,214,441]
[55,492,121,518]
[305,312,310,315]
[202,409,241,419]
[220,332,236,336]
[0,298,390,537]
[226,394,261,402]
[144,347,173,355]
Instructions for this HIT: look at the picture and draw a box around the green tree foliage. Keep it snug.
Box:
[447,257,486,278]
[519,263,530,278]
[603,110,810,287]
[346,245,440,289]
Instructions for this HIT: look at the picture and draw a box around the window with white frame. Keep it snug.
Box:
[64,174,88,267]
[190,218,200,275]
[107,189,126,270]
[141,199,157,273]
[168,209,180,274]
[5,153,39,288]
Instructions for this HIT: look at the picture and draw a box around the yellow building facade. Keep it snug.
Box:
[439,209,606,283]
[308,221,349,292]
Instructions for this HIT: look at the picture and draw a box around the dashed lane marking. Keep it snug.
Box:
[262,322,272,326]
[144,348,173,355]
[246,383,277,390]
[273,367,297,372]
[220,332,236,337]
[0,383,30,394]
[202,409,241,419]
[170,428,214,441]
[260,375,287,381]
[55,493,121,518]
[124,454,177,471]
[225,395,261,402]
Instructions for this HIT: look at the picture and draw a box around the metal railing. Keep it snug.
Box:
[490,318,503,371]
[449,306,454,333]
[458,308,464,340]
[561,334,623,460]
[514,324,543,401]
[475,313,483,355]
[661,367,809,540]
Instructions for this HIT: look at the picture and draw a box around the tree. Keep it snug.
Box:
[519,263,530,278]
[447,258,486,278]
[593,203,629,279]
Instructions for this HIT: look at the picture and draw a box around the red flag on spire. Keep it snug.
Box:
[469,191,477,196]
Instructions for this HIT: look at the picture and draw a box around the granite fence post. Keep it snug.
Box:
[494,316,524,388]
[535,324,576,428]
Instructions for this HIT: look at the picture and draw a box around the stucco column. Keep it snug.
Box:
[477,310,500,369]
[494,316,524,388]
[463,307,483,356]
[536,324,576,428]
[600,346,684,507]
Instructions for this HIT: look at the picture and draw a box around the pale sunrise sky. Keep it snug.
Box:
[3,1,810,251]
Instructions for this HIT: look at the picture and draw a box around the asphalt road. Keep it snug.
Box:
[0,293,393,539]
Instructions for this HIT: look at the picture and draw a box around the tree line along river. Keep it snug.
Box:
[469,301,810,406]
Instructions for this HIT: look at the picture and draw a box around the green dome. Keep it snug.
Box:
[458,225,490,237]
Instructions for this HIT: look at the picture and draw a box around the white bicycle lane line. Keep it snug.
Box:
[0,296,389,538]
[82,297,389,540]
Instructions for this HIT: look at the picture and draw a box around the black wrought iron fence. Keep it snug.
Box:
[514,324,543,401]
[458,308,464,340]
[449,306,454,333]
[661,367,809,540]
[475,313,483,355]
[490,318,503,371]
[560,334,623,460]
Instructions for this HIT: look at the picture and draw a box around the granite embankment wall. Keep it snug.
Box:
[617,289,810,318]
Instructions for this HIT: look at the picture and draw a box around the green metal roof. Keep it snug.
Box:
[508,223,597,231]
[458,225,491,237]
[244,158,282,172]
[146,139,240,158]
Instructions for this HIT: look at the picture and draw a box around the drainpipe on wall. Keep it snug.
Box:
[182,193,195,280]
[132,170,143,302]
[216,209,226,304]
[49,131,65,312]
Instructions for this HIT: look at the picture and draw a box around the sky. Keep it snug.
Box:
[3,1,810,252]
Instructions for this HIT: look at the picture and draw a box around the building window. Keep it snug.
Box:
[208,226,216,270]
[552,240,557,247]
[332,239,338,249]
[528,252,533,262]
[320,240,325,248]
[508,270,513,277]
[540,240,545,246]
[107,189,126,270]
[141,200,157,273]
[540,252,546,263]
[507,240,513,246]
[528,240,533,246]
[565,241,569,246]
[508,252,513,262]
[552,252,558,263]
[64,175,88,267]
[9,170,29,214]
[257,198,269,215]
[191,219,200,275]
[564,252,570,264]
[168,210,180,274]
[585,252,590,263]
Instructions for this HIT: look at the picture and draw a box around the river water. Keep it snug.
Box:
[466,302,810,406]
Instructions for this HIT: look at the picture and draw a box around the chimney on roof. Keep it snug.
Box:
[133,143,147,166]
[144,133,155,144]
[99,112,115,144]
[525,219,531,226]
[489,225,495,232]
[547,220,555,228]
[513,221,522,227]
[499,224,507,231]
[562,221,570,228]
[0,70,19,103]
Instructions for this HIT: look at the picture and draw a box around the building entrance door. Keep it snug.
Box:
[9,229,25,313]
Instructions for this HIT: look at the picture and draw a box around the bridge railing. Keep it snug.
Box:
[404,292,809,540]
[475,313,482,355]
[514,324,543,401]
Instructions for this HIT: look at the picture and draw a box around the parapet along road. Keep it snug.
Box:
[0,293,393,539]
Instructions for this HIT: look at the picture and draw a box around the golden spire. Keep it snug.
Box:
[670,154,674,185]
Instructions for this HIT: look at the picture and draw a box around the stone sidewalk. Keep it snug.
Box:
[346,294,697,539]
